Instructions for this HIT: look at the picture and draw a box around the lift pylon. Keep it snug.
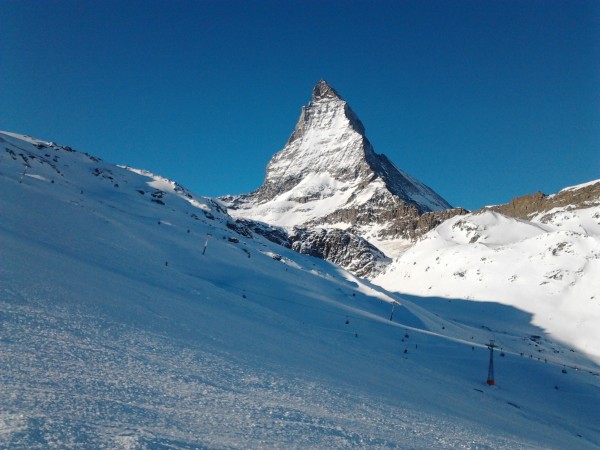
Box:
[486,340,497,386]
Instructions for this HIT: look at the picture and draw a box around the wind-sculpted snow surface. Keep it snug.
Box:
[374,206,600,361]
[1,131,599,448]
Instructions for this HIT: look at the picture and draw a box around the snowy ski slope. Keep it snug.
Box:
[1,131,599,448]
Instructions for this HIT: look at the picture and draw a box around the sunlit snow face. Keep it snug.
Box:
[373,206,600,362]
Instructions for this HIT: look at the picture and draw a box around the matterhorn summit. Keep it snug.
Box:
[224,81,461,259]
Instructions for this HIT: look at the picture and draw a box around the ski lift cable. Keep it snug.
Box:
[200,279,496,350]
[188,278,599,374]
[196,278,493,349]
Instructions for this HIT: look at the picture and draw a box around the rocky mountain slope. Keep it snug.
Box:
[374,180,600,360]
[223,81,466,273]
[2,130,599,448]
[484,180,600,222]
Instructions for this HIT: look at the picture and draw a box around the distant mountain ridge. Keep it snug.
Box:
[483,180,600,222]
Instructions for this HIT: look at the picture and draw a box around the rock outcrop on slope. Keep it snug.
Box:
[484,180,600,223]
[223,80,465,276]
[289,228,389,278]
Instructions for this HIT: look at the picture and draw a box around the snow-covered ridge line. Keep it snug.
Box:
[120,165,215,212]
[0,130,56,147]
[560,179,600,193]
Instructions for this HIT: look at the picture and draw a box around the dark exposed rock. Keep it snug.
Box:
[226,220,254,238]
[309,204,468,242]
[234,219,291,248]
[312,79,342,102]
[290,228,389,278]
[223,217,388,278]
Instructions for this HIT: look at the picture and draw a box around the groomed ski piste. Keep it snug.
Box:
[1,131,599,449]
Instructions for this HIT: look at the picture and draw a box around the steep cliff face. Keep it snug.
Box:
[223,81,462,275]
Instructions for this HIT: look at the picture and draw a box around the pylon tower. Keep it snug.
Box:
[486,340,496,386]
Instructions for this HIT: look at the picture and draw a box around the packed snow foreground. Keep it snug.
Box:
[1,130,599,449]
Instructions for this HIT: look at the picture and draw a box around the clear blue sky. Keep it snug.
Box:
[2,0,599,210]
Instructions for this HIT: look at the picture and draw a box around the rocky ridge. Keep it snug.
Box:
[484,180,600,223]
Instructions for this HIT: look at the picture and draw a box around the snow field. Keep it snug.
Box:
[1,131,599,448]
[375,207,600,362]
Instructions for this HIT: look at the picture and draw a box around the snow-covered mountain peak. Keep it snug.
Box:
[223,82,456,267]
[229,81,451,211]
[286,80,365,147]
